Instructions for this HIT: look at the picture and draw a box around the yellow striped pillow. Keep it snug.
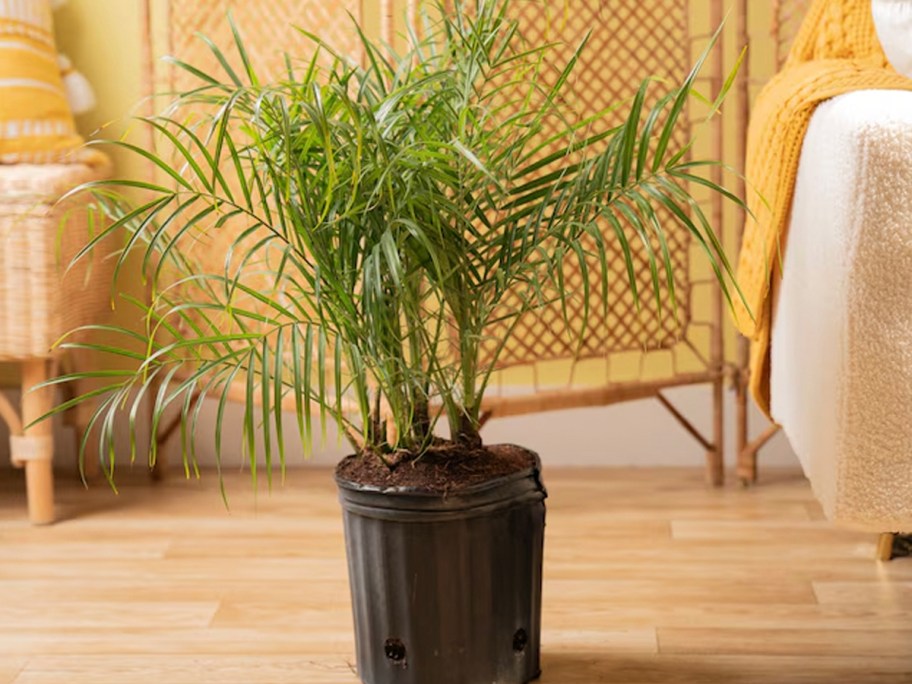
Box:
[0,0,97,164]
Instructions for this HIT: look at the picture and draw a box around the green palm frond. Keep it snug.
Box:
[43,0,747,479]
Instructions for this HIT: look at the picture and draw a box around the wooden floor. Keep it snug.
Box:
[1,466,911,683]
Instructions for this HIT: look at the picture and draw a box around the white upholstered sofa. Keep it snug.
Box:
[771,89,912,533]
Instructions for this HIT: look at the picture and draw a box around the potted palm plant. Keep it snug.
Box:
[51,1,743,682]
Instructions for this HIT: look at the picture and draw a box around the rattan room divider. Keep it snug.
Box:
[143,0,810,484]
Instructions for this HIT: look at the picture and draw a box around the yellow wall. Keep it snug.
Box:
[56,0,151,183]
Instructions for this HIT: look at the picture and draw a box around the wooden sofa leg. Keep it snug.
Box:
[876,533,896,561]
[877,533,912,561]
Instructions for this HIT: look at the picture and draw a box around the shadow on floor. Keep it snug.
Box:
[537,651,910,684]
[540,652,732,684]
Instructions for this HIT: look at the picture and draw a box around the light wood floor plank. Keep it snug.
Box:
[0,602,219,629]
[14,653,911,684]
[0,628,355,658]
[671,518,876,544]
[543,578,818,605]
[11,656,359,684]
[0,660,25,684]
[2,466,911,683]
[545,557,912,582]
[542,628,658,654]
[657,627,912,657]
[549,602,912,631]
[537,654,912,683]
[813,581,912,607]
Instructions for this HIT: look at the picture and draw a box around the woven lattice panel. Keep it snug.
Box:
[481,0,693,369]
[153,1,707,377]
[163,0,363,92]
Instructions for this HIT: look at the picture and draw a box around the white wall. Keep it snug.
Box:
[0,384,798,477]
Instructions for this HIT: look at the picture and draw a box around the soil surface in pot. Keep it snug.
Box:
[336,443,536,493]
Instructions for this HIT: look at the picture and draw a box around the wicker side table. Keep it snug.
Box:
[0,164,112,524]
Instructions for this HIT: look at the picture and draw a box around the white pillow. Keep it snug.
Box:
[872,0,912,78]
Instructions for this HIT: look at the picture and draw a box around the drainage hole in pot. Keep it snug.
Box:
[512,629,528,653]
[385,638,407,664]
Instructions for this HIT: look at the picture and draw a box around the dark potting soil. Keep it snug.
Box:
[335,443,536,493]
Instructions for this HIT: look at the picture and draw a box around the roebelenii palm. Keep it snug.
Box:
[52,0,744,480]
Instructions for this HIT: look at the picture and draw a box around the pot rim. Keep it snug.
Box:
[334,444,542,498]
[335,445,546,518]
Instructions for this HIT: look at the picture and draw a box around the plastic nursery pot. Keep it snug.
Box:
[335,448,547,684]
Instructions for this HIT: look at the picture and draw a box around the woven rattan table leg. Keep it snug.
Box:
[21,359,55,525]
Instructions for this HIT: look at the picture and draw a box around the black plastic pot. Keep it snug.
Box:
[335,449,547,684]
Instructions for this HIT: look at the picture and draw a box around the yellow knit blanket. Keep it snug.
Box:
[733,0,912,415]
